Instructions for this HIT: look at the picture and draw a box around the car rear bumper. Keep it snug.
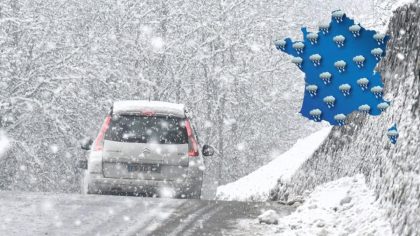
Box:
[86,172,203,198]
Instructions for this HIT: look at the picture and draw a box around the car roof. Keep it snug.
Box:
[112,100,186,117]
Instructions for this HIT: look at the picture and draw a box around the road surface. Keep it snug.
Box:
[0,191,294,236]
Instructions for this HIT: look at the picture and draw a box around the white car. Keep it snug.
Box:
[79,100,214,199]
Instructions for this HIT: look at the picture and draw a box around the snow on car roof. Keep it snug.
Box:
[112,100,186,117]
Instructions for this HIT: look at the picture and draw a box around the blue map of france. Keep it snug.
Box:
[275,10,390,127]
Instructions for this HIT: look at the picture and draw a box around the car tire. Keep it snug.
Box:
[80,170,91,195]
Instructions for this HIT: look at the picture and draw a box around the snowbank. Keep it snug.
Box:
[216,126,332,202]
[274,175,392,235]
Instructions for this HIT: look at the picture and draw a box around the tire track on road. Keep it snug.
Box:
[176,204,225,236]
[146,200,215,236]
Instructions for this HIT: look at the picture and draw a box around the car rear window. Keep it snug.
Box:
[104,115,188,144]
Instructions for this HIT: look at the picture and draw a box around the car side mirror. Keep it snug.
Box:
[202,144,214,156]
[80,138,93,150]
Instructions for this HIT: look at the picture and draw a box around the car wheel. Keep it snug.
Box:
[80,170,90,194]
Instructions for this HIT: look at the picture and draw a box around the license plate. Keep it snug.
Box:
[127,164,161,173]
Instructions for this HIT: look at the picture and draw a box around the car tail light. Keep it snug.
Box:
[93,115,111,151]
[185,119,199,157]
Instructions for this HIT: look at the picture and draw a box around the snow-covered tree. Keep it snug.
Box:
[0,0,329,191]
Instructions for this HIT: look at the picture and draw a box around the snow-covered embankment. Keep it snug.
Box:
[270,3,420,235]
[246,175,393,235]
[273,175,392,235]
[216,126,332,202]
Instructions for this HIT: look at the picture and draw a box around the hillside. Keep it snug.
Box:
[271,3,420,235]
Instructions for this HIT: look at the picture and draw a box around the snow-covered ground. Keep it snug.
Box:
[0,192,178,235]
[275,175,393,235]
[229,175,392,235]
[0,191,294,235]
[216,126,332,202]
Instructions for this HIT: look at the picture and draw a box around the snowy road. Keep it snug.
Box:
[0,191,294,236]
